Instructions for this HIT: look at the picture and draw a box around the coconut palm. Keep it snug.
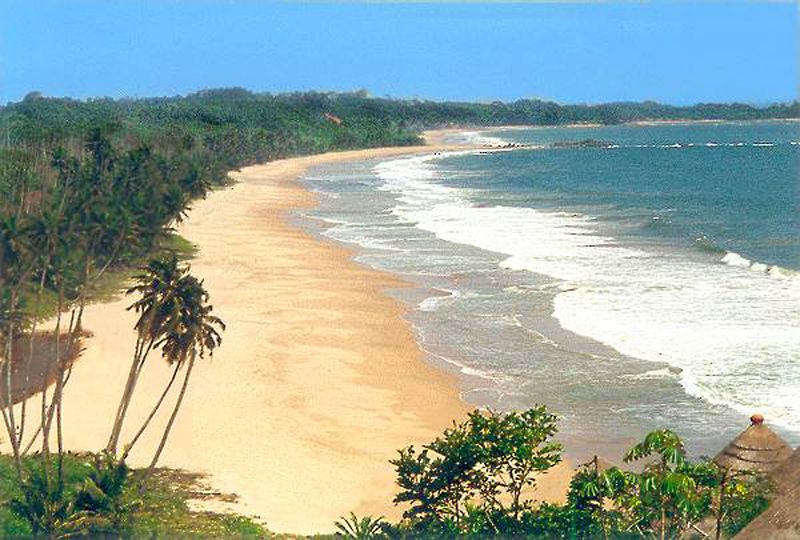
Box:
[140,272,224,485]
[335,513,387,539]
[106,257,186,455]
[0,213,35,477]
[16,211,57,447]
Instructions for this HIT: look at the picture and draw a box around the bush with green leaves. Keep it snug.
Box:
[8,465,74,536]
[688,460,773,539]
[73,451,141,531]
[621,429,711,537]
[367,418,773,538]
[391,406,562,534]
[565,431,773,540]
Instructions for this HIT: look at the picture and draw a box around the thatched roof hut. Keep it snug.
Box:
[714,414,793,474]
[735,448,800,539]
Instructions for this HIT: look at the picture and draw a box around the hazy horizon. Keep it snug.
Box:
[2,1,796,105]
[5,86,798,109]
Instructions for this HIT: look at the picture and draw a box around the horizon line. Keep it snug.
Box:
[4,88,798,110]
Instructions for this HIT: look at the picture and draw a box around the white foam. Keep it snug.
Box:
[721,251,752,268]
[721,251,799,280]
[373,154,800,432]
[621,367,681,381]
[453,130,507,147]
[418,289,461,312]
[582,141,773,151]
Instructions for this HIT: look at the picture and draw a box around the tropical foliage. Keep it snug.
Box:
[335,512,388,539]
[0,104,230,533]
[391,407,562,533]
[0,452,266,537]
[351,409,774,539]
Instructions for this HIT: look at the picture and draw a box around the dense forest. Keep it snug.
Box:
[3,89,798,158]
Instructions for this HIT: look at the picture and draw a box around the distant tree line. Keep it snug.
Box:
[2,89,797,159]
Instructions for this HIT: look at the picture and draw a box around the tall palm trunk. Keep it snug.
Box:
[107,343,144,454]
[40,283,63,492]
[2,290,23,478]
[51,307,75,488]
[1,338,22,479]
[141,352,195,489]
[56,379,64,485]
[121,362,180,461]
[107,337,154,455]
[19,260,49,444]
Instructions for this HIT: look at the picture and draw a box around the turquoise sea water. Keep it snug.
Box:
[301,121,799,460]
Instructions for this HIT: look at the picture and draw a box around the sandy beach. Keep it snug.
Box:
[4,141,573,534]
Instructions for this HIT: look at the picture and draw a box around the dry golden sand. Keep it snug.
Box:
[6,142,573,534]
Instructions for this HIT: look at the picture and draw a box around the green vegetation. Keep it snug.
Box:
[0,452,267,536]
[391,407,562,530]
[336,513,389,539]
[1,84,243,535]
[2,90,797,162]
[0,248,231,536]
[336,408,772,539]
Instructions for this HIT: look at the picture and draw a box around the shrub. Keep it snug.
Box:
[391,406,562,534]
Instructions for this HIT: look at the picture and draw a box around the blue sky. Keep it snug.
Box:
[1,1,797,105]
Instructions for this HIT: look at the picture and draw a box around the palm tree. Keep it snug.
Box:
[0,213,35,478]
[106,257,185,455]
[17,209,60,447]
[140,272,223,486]
[119,361,180,462]
[334,513,387,539]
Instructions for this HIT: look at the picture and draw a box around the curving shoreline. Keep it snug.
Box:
[5,141,573,534]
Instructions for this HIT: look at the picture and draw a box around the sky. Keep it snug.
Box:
[1,1,797,105]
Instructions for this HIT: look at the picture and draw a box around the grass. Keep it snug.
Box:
[0,453,270,537]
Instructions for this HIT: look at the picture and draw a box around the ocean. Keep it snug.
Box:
[299,121,800,461]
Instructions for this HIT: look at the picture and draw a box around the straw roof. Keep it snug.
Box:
[714,415,793,474]
[735,449,800,539]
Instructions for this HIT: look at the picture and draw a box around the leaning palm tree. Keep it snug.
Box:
[107,257,186,456]
[140,274,224,486]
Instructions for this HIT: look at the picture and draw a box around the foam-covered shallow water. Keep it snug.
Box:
[299,121,800,460]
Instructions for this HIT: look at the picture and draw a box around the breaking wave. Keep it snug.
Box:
[373,152,800,431]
